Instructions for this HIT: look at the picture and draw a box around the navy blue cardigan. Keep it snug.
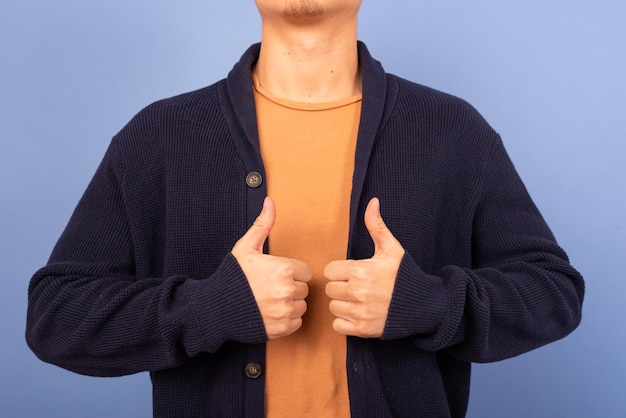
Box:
[26,43,584,417]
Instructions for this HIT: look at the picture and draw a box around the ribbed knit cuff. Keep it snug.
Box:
[382,252,448,341]
[185,253,267,354]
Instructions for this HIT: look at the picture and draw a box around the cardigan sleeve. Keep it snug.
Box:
[381,137,585,362]
[25,140,267,377]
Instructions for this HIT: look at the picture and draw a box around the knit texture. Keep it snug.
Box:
[26,43,584,418]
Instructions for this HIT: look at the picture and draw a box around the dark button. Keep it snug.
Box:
[245,362,262,379]
[245,172,263,188]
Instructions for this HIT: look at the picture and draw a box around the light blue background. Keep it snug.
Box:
[1,1,624,417]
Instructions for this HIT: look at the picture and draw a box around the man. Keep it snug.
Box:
[26,1,585,417]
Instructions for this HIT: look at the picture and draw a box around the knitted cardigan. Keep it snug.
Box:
[26,43,584,418]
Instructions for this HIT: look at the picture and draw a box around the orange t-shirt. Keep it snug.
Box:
[253,74,361,418]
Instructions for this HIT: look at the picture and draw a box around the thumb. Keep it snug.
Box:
[239,197,276,252]
[364,197,400,255]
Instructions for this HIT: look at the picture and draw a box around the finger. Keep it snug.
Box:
[238,197,276,252]
[330,307,385,338]
[332,317,356,336]
[268,318,303,340]
[328,299,352,319]
[290,299,308,318]
[324,259,353,281]
[364,197,401,255]
[325,281,349,301]
[293,281,310,300]
[290,258,313,283]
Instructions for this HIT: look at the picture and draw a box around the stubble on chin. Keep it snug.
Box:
[283,0,326,17]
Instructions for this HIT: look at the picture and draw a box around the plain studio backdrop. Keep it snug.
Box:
[1,1,624,417]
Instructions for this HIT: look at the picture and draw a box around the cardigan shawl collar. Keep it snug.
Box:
[217,42,396,258]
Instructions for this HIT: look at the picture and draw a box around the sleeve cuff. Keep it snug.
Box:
[382,251,448,341]
[185,253,267,354]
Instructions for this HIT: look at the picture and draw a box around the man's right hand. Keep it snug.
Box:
[231,197,312,339]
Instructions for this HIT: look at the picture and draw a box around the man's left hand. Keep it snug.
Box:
[324,197,405,338]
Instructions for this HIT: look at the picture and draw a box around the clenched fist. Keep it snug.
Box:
[232,197,312,340]
[324,198,405,338]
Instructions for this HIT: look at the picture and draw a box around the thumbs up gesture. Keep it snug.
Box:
[232,197,312,340]
[324,198,405,338]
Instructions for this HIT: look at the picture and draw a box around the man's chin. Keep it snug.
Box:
[283,0,326,18]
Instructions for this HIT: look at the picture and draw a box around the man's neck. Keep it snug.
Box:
[255,20,361,103]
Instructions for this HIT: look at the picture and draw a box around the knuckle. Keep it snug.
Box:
[284,301,297,317]
[348,264,368,280]
[353,322,365,336]
[347,284,371,303]
[353,321,377,338]
[271,320,291,337]
[275,260,295,279]
[276,282,297,300]
[352,304,367,321]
